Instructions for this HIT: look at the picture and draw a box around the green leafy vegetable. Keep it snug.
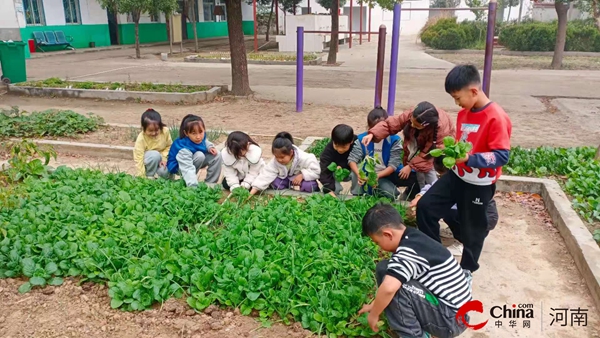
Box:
[429,136,471,168]
[0,167,407,337]
[358,155,381,189]
[0,106,103,138]
[327,162,351,182]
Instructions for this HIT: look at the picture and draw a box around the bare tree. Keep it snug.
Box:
[551,0,570,69]
[225,0,252,95]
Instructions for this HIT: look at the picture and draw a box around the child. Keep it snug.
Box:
[359,203,470,338]
[410,156,499,255]
[348,107,419,200]
[416,64,512,274]
[166,114,222,187]
[250,132,320,195]
[362,101,455,189]
[221,131,265,191]
[318,124,356,196]
[133,109,173,179]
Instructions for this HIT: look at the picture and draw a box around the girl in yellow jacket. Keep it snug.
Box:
[133,109,173,179]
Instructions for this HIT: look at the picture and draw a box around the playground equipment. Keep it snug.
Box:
[295,0,498,114]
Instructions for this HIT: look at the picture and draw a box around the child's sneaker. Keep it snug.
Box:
[463,269,473,291]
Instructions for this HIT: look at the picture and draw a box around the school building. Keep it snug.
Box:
[0,0,255,49]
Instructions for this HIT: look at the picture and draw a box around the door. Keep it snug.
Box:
[106,9,119,45]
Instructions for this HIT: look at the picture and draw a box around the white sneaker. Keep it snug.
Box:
[463,269,473,291]
[448,242,464,256]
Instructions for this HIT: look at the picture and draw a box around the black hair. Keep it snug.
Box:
[141,108,166,132]
[367,107,388,128]
[272,132,295,155]
[331,124,354,145]
[179,114,205,139]
[433,156,448,174]
[362,202,405,236]
[403,101,439,154]
[227,131,259,160]
[445,64,481,94]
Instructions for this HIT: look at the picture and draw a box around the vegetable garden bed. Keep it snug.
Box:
[307,138,600,243]
[0,167,405,337]
[8,78,226,104]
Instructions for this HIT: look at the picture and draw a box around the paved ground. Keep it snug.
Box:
[18,36,600,114]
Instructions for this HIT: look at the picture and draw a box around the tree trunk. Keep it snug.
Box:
[592,0,600,30]
[518,0,524,22]
[190,0,199,52]
[113,5,121,45]
[134,12,141,59]
[551,1,569,69]
[225,0,252,95]
[507,3,512,21]
[166,15,171,43]
[327,1,339,64]
[266,0,275,42]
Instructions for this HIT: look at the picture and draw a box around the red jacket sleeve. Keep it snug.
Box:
[368,109,412,142]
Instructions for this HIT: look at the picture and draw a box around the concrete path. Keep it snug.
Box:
[20,35,600,114]
[335,35,455,70]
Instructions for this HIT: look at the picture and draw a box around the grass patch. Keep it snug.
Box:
[20,78,211,93]
[194,52,320,62]
[430,53,600,70]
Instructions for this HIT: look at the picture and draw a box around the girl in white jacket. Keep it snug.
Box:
[221,132,265,191]
[250,132,321,195]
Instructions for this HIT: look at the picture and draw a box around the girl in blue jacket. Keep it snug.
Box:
[167,114,222,187]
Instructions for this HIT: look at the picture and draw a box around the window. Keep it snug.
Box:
[63,0,81,24]
[150,13,160,22]
[203,0,215,22]
[23,0,45,25]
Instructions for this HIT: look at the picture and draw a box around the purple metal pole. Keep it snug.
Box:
[374,25,386,108]
[296,26,304,112]
[482,0,497,97]
[386,3,401,116]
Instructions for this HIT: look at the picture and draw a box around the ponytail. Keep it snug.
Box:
[272,132,295,155]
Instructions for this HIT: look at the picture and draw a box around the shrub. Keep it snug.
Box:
[420,18,487,50]
[499,20,600,52]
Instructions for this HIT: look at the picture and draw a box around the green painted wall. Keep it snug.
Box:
[118,23,168,45]
[20,25,111,50]
[187,21,255,39]
[118,21,255,45]
[242,21,254,36]
[20,21,254,50]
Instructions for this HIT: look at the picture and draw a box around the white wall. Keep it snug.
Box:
[42,0,67,25]
[0,0,21,29]
[532,3,588,22]
[242,1,253,21]
[455,0,533,22]
[80,0,108,25]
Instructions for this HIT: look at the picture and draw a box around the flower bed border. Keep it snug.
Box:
[7,82,228,104]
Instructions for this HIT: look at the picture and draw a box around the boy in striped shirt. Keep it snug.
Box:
[359,203,471,338]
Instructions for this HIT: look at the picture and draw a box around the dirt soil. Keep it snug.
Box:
[0,193,598,338]
[430,53,600,70]
[1,96,598,148]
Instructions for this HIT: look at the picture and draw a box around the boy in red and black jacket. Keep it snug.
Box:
[416,64,512,277]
